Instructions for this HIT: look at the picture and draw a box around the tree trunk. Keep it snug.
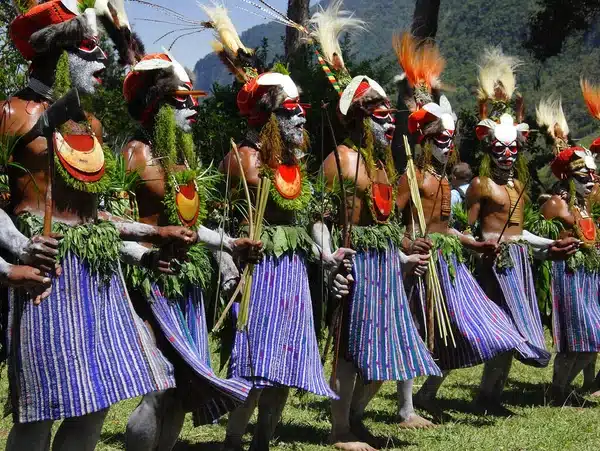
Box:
[285,0,310,71]
[411,0,441,40]
[393,0,442,171]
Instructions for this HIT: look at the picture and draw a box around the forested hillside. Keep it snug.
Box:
[194,0,600,138]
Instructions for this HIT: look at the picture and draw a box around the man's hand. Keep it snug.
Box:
[410,237,432,255]
[322,247,356,273]
[141,248,178,275]
[330,273,351,300]
[404,253,431,277]
[7,265,53,305]
[231,238,263,264]
[157,226,197,247]
[19,234,63,275]
[471,239,499,257]
[222,276,240,298]
[548,237,580,260]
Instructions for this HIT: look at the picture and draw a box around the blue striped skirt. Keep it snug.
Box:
[147,284,251,424]
[492,243,551,367]
[229,252,336,398]
[552,262,600,353]
[348,245,441,381]
[427,254,527,370]
[7,252,175,423]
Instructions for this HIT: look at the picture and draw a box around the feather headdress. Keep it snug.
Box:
[200,2,255,83]
[536,96,569,154]
[393,32,445,102]
[580,78,600,153]
[476,47,523,122]
[309,0,365,77]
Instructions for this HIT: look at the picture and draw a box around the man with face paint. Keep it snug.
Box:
[120,51,263,451]
[200,5,347,450]
[0,2,205,450]
[394,35,532,419]
[537,95,600,404]
[465,49,578,414]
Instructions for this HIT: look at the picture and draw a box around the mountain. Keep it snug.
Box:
[194,0,600,138]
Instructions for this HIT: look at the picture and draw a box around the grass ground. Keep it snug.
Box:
[1,333,599,450]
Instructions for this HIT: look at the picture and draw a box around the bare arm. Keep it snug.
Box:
[466,177,483,227]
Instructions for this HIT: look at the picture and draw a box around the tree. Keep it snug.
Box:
[525,0,600,61]
[411,0,441,40]
[0,1,27,100]
[284,0,310,73]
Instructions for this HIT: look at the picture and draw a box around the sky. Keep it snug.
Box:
[127,0,318,69]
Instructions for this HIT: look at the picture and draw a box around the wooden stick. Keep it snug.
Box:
[43,135,54,236]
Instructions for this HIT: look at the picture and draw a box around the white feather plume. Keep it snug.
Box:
[199,1,252,58]
[309,0,365,71]
[536,96,569,140]
[477,47,522,101]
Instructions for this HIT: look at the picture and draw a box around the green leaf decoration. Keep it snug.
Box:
[17,212,120,284]
[331,222,406,251]
[429,233,465,280]
[263,165,312,213]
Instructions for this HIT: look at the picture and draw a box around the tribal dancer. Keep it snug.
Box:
[200,5,346,450]
[537,93,600,403]
[394,34,529,417]
[0,2,202,449]
[121,50,262,450]
[308,5,440,448]
[465,48,577,413]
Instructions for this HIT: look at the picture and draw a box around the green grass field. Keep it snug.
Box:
[1,334,599,450]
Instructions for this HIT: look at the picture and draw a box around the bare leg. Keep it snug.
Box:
[476,352,514,415]
[551,353,576,404]
[330,356,376,451]
[52,408,109,451]
[398,379,436,428]
[223,388,262,451]
[349,378,383,441]
[6,420,53,451]
[582,354,597,392]
[249,386,289,451]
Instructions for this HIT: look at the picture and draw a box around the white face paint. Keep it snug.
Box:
[368,101,395,149]
[429,113,456,164]
[572,152,597,196]
[174,108,196,133]
[274,98,307,148]
[490,115,519,169]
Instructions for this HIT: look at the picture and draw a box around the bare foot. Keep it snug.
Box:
[397,413,436,429]
[590,390,600,398]
[329,432,378,451]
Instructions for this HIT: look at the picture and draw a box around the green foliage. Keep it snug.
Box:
[53,52,71,99]
[524,202,564,240]
[18,213,121,283]
[332,222,405,251]
[0,3,27,99]
[450,203,469,232]
[258,225,314,258]
[430,232,465,279]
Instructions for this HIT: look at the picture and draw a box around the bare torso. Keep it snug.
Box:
[1,92,102,224]
[322,144,391,227]
[467,176,525,242]
[220,144,306,226]
[122,139,188,228]
[396,168,450,236]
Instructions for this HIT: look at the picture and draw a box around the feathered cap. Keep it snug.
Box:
[201,2,302,128]
[123,50,206,123]
[393,32,456,143]
[536,95,596,179]
[475,47,529,146]
[309,1,389,118]
[10,0,137,65]
[581,78,600,153]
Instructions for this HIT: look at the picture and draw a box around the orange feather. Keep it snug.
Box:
[581,78,600,120]
[393,32,445,91]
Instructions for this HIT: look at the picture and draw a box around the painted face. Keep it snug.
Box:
[274,98,308,148]
[572,168,596,196]
[367,101,395,149]
[168,82,198,133]
[67,38,107,95]
[490,121,519,169]
[428,113,456,164]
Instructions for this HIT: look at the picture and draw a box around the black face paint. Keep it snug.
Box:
[73,38,107,63]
